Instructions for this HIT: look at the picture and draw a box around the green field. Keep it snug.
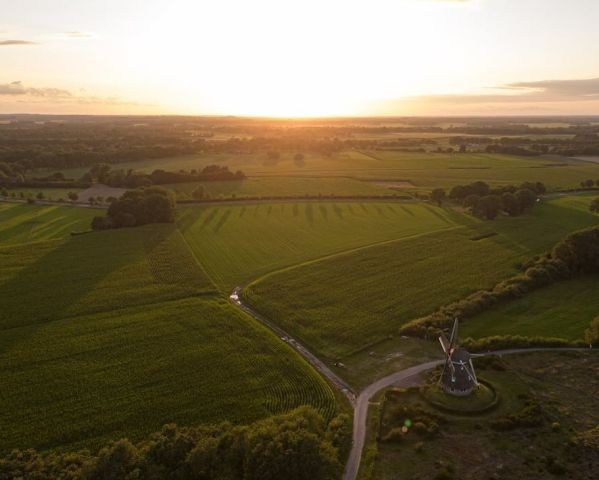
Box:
[0,297,337,453]
[0,225,215,328]
[243,196,599,360]
[51,150,599,193]
[0,205,338,453]
[178,201,460,292]
[461,275,599,340]
[0,202,96,245]
[165,176,393,199]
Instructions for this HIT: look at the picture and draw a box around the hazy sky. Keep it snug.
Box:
[2,0,599,116]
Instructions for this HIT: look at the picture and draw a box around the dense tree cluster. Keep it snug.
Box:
[401,225,599,345]
[444,181,543,219]
[91,187,176,230]
[0,407,351,480]
[0,161,25,185]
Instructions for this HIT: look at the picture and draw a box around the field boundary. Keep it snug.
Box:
[230,287,356,406]
[244,224,464,292]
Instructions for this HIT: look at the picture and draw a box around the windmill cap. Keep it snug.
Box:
[451,347,471,362]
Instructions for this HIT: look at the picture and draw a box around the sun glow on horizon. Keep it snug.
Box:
[2,0,599,116]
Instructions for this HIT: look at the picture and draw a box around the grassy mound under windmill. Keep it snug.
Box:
[421,380,498,414]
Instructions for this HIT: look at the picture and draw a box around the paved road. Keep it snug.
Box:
[230,288,356,405]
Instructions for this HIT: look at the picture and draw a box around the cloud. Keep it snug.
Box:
[406,77,599,106]
[366,76,599,115]
[0,80,153,113]
[0,39,37,46]
[0,81,71,98]
[504,77,599,99]
[63,31,93,38]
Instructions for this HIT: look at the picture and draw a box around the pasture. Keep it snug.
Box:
[0,202,96,245]
[178,201,461,291]
[243,195,599,360]
[461,275,599,341]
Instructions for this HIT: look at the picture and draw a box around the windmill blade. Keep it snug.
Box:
[467,358,479,385]
[448,359,456,381]
[449,318,459,347]
[438,333,450,354]
[437,359,448,385]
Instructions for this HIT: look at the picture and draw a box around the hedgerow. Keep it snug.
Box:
[400,225,599,344]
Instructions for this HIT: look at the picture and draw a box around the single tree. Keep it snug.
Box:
[68,191,79,203]
[585,315,599,345]
[473,195,502,220]
[192,185,205,200]
[462,194,480,210]
[590,197,599,214]
[501,192,521,216]
[515,188,537,211]
[430,188,446,207]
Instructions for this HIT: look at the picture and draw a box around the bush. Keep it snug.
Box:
[91,216,114,231]
[382,428,405,443]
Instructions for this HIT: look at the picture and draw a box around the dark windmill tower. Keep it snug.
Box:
[438,319,478,396]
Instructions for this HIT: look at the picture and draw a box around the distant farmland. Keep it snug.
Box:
[51,150,599,194]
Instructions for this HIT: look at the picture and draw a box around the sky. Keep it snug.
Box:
[1,0,599,116]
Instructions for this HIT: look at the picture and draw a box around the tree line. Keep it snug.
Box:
[400,224,599,347]
[0,407,351,480]
[82,164,246,189]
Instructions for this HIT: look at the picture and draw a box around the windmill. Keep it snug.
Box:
[438,318,478,396]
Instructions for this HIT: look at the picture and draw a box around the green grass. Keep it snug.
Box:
[0,202,96,245]
[461,275,599,341]
[178,201,460,292]
[165,176,393,199]
[0,297,337,453]
[243,195,599,360]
